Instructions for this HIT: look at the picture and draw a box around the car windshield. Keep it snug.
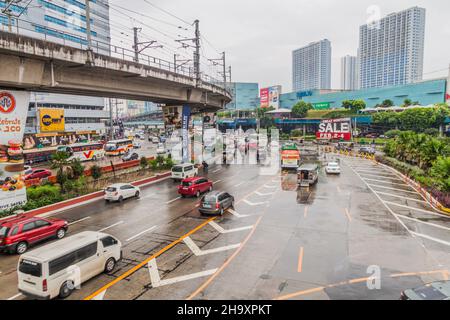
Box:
[204,195,217,202]
[106,187,117,192]
[182,181,193,187]
[105,144,117,151]
[0,226,10,237]
[172,166,183,172]
[328,163,339,167]
[19,259,42,277]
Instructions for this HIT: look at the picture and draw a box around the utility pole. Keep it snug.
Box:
[222,52,226,86]
[132,27,162,63]
[84,0,92,49]
[193,19,201,86]
[133,27,140,63]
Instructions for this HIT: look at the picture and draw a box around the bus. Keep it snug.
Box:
[23,147,57,165]
[57,142,105,162]
[281,143,300,169]
[104,139,133,156]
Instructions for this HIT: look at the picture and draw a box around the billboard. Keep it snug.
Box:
[0,90,30,211]
[316,118,351,141]
[268,86,281,109]
[260,86,282,109]
[39,108,65,132]
[446,65,450,104]
[181,105,191,163]
[260,88,269,108]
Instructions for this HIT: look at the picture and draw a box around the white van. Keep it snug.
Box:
[171,163,198,181]
[17,231,122,299]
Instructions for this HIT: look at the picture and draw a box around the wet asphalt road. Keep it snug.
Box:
[1,153,449,300]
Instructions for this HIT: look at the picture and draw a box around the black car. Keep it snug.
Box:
[199,191,234,216]
[122,152,139,162]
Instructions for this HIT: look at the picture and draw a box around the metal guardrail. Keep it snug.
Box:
[0,14,229,93]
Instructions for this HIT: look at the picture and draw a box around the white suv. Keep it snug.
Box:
[104,183,141,202]
[171,163,198,181]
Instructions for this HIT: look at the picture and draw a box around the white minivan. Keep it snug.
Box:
[17,231,122,299]
[171,163,198,181]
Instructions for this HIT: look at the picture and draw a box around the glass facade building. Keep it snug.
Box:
[280,78,447,110]
[292,39,331,92]
[359,6,426,89]
[225,82,260,110]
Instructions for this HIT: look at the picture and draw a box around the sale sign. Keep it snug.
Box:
[0,90,30,211]
[316,118,352,141]
[260,88,269,108]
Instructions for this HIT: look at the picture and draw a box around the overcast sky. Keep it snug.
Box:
[112,0,450,92]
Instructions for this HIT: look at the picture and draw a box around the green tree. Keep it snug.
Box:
[51,151,71,192]
[90,165,102,181]
[291,101,312,118]
[403,99,412,107]
[69,159,85,179]
[381,99,394,107]
[140,156,149,170]
[342,99,366,113]
[430,157,450,191]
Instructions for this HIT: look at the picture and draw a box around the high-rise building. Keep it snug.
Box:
[359,6,426,89]
[0,0,112,137]
[292,39,331,92]
[341,55,359,91]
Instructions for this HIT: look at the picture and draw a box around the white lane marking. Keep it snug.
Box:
[126,225,157,242]
[212,168,222,173]
[208,221,253,234]
[7,293,23,300]
[243,199,269,206]
[410,231,450,247]
[91,290,107,300]
[362,178,409,187]
[375,191,427,203]
[384,201,450,219]
[183,236,240,256]
[234,182,245,188]
[395,214,450,232]
[263,184,278,189]
[98,221,124,232]
[68,216,91,226]
[213,180,222,185]
[255,191,275,196]
[166,197,182,204]
[355,170,394,177]
[148,259,217,288]
[368,184,418,194]
[228,209,250,218]
[359,173,404,182]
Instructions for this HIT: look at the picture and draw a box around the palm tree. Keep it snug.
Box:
[51,151,71,192]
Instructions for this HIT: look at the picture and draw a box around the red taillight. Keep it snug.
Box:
[215,202,220,209]
[43,279,48,292]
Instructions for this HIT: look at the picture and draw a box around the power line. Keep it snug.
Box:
[141,0,192,26]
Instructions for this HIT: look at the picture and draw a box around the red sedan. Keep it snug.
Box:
[178,177,213,198]
[24,169,52,181]
[0,216,68,254]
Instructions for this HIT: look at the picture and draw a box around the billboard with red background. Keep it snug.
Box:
[260,88,269,108]
[316,118,351,141]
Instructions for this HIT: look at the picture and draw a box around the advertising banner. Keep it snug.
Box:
[39,108,65,132]
[260,88,269,108]
[268,86,281,109]
[316,118,351,141]
[181,105,191,163]
[0,90,30,211]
